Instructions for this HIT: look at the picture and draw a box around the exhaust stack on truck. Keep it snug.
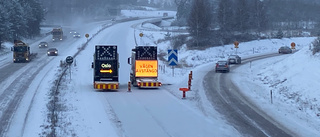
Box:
[128,46,161,88]
[92,45,119,90]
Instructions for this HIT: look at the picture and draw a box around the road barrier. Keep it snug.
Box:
[188,71,192,90]
[179,88,189,99]
[128,82,131,92]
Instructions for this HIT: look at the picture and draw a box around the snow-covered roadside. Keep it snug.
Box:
[127,12,320,136]
[154,37,320,136]
[231,47,320,136]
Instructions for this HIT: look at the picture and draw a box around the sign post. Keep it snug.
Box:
[168,49,178,77]
[85,34,89,41]
[291,42,296,49]
[65,56,74,80]
[234,41,239,54]
[139,32,144,45]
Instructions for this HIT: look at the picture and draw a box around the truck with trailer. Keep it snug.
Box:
[11,40,37,63]
[92,45,119,90]
[128,46,161,88]
[52,27,63,41]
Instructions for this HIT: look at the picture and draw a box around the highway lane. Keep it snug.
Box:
[0,20,111,136]
[203,53,296,137]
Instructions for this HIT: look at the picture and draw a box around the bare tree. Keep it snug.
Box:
[187,0,212,48]
[252,0,268,32]
[217,0,234,32]
[234,0,250,32]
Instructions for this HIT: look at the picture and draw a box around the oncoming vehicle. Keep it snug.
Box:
[73,32,81,38]
[278,46,292,54]
[215,61,230,73]
[52,28,63,41]
[69,30,76,34]
[47,48,58,56]
[228,55,241,64]
[11,40,37,63]
[38,41,48,48]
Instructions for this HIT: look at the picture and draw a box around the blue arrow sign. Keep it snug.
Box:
[168,49,178,66]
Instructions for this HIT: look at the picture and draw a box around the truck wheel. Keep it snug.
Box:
[132,81,138,87]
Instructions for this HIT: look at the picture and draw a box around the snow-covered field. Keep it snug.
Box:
[1,9,319,136]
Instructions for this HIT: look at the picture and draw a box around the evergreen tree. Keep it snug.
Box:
[0,2,12,42]
[7,0,27,40]
[276,29,284,39]
[21,0,44,38]
[174,0,192,26]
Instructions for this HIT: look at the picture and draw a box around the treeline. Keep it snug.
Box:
[0,0,44,43]
[39,0,175,23]
[174,0,320,49]
[0,0,174,44]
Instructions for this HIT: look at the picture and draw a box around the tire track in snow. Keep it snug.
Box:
[0,57,53,137]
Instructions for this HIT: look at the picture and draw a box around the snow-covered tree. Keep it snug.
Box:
[174,0,192,26]
[0,0,44,41]
[20,0,44,38]
[0,2,13,43]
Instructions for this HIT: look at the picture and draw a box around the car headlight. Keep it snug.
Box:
[55,51,58,54]
[47,52,50,54]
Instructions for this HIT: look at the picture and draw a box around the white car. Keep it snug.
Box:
[227,55,241,64]
[73,32,81,38]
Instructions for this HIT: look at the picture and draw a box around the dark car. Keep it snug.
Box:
[73,32,81,38]
[38,41,48,48]
[47,48,58,56]
[215,61,230,73]
[279,46,292,54]
[228,55,241,64]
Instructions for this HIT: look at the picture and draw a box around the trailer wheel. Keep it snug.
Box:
[132,80,138,87]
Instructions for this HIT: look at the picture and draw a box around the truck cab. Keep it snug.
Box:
[52,28,63,41]
[11,40,31,63]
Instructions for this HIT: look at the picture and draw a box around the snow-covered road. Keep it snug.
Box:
[53,19,239,137]
[1,9,319,137]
